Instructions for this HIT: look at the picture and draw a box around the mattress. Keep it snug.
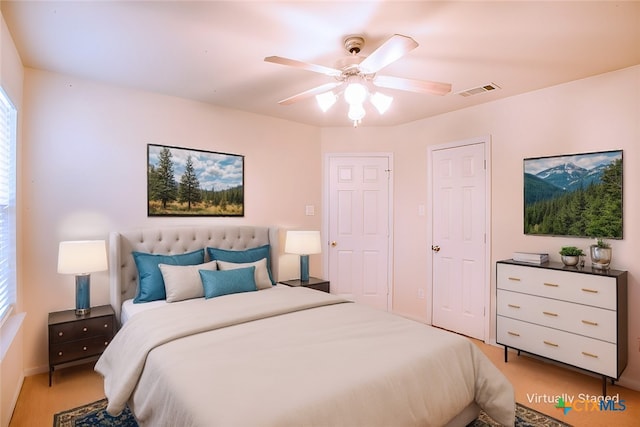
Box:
[97,286,515,427]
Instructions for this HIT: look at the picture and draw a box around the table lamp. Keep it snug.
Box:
[57,240,108,316]
[285,230,321,282]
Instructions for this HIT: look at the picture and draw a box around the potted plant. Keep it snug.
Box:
[590,238,612,269]
[559,246,584,266]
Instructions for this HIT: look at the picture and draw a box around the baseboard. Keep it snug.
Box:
[23,365,48,377]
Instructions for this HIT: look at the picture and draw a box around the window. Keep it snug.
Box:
[0,88,16,324]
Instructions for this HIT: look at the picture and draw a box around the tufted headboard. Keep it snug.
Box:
[109,225,279,322]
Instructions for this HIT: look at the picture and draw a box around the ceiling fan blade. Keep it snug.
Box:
[358,34,419,74]
[373,75,452,96]
[278,82,344,105]
[265,56,342,77]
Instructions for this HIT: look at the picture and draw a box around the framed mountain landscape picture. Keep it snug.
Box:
[524,150,622,239]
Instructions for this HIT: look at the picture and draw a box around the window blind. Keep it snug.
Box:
[0,88,17,324]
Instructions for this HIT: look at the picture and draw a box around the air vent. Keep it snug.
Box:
[457,83,501,97]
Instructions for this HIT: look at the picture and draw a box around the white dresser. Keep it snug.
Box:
[496,260,627,395]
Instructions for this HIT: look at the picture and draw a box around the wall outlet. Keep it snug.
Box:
[417,288,425,299]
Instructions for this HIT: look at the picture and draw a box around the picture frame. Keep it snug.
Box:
[147,144,244,217]
[524,150,622,239]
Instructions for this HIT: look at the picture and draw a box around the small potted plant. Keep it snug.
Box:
[559,246,584,266]
[590,238,612,269]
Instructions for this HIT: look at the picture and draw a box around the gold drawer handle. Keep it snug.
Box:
[58,351,63,356]
[582,288,598,294]
[58,332,63,337]
[507,304,521,309]
[543,311,558,317]
[543,282,559,287]
[82,327,88,332]
[508,277,521,282]
[508,331,520,337]
[83,346,88,351]
[544,340,558,347]
[104,341,109,346]
[104,324,109,328]
[582,320,599,326]
[582,351,599,358]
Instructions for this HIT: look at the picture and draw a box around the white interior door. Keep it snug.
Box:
[326,155,391,311]
[430,142,487,340]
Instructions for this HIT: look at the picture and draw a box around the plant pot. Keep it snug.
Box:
[561,255,580,266]
[590,245,612,269]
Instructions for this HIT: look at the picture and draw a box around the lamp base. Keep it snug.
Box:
[75,274,91,317]
[299,255,310,282]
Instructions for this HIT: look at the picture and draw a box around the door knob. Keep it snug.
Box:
[432,245,441,252]
[331,241,337,247]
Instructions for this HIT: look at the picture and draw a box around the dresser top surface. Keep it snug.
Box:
[497,259,627,278]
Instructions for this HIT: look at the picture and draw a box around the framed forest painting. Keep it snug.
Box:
[147,144,244,217]
[524,150,622,239]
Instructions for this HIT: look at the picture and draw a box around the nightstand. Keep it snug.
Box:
[280,277,330,293]
[48,304,116,386]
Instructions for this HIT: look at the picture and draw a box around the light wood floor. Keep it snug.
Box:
[8,340,640,426]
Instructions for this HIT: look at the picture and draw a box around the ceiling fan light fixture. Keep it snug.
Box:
[316,91,337,112]
[348,103,366,127]
[344,82,368,106]
[370,92,393,114]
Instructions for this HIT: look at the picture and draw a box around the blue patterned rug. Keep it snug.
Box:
[53,399,137,427]
[53,399,570,426]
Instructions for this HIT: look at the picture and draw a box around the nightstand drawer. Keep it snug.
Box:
[49,335,112,365]
[49,316,114,344]
[48,305,116,386]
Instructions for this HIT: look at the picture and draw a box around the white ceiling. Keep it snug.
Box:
[2,1,640,127]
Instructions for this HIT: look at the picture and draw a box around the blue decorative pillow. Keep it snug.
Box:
[132,249,205,303]
[207,245,275,285]
[199,266,257,299]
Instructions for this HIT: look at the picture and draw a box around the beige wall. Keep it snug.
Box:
[321,65,640,390]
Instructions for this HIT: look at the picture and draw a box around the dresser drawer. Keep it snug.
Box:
[497,289,617,343]
[49,316,114,344]
[49,335,112,365]
[497,316,618,377]
[497,263,617,309]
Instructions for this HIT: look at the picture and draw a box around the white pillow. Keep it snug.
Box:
[216,258,272,290]
[159,260,217,302]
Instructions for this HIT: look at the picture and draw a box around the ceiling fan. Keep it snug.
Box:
[264,34,452,126]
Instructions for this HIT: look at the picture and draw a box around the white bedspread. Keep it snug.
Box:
[96,287,515,426]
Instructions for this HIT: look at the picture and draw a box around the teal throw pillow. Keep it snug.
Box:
[207,245,275,285]
[132,249,205,303]
[199,266,257,299]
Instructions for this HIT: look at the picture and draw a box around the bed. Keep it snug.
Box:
[96,225,515,427]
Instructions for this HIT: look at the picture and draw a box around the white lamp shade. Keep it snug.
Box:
[58,240,108,275]
[316,91,337,112]
[285,231,322,255]
[370,92,393,114]
[344,82,368,105]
